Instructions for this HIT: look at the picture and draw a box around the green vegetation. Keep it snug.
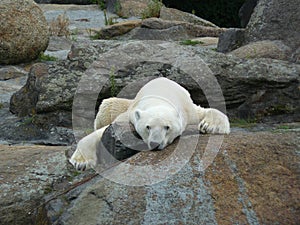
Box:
[267,104,294,115]
[180,39,204,46]
[0,103,4,109]
[272,124,298,133]
[38,52,57,62]
[276,125,292,130]
[109,66,117,97]
[71,170,82,177]
[70,28,79,42]
[141,0,163,19]
[19,115,36,126]
[114,0,122,16]
[43,185,53,194]
[92,0,106,10]
[103,9,118,26]
[104,9,108,25]
[230,118,257,128]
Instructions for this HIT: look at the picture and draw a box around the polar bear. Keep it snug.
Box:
[70,77,230,170]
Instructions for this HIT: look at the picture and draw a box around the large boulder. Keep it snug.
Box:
[229,40,292,61]
[218,0,300,62]
[244,0,300,52]
[10,41,300,130]
[106,0,151,17]
[0,0,50,65]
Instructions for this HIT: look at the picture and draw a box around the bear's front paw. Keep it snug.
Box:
[69,149,97,171]
[199,109,230,134]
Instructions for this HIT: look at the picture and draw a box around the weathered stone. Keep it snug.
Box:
[160,6,218,28]
[0,144,70,225]
[95,20,142,40]
[217,28,245,53]
[220,0,300,62]
[244,0,300,52]
[0,0,50,65]
[34,0,93,3]
[46,36,73,52]
[120,18,226,41]
[10,41,300,126]
[95,17,224,40]
[75,41,300,124]
[122,25,189,41]
[106,0,151,17]
[10,63,47,117]
[0,66,27,81]
[229,40,292,60]
[292,47,300,64]
[96,122,141,166]
[0,77,27,105]
[42,130,300,224]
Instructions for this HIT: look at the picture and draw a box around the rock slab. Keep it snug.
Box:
[0,144,70,225]
[0,0,50,65]
[160,6,218,28]
[43,130,300,224]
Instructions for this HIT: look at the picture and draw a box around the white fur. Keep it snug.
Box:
[70,77,230,170]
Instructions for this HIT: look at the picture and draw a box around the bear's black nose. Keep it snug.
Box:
[148,141,160,150]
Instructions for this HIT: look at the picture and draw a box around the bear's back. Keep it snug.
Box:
[134,77,194,118]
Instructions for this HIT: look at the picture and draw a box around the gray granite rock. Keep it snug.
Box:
[217,28,245,53]
[0,144,71,225]
[9,40,300,130]
[160,6,219,28]
[220,0,300,62]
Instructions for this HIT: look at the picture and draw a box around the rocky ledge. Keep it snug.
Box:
[37,129,300,224]
[9,40,300,135]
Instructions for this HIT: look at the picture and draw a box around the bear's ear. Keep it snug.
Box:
[134,109,143,121]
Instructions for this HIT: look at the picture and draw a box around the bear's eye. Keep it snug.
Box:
[164,126,170,131]
[146,125,151,130]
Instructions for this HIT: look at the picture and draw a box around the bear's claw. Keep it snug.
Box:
[199,121,210,133]
[75,162,87,171]
[69,158,88,171]
[69,149,95,171]
[199,118,230,134]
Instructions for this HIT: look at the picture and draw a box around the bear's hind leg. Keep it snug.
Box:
[94,97,133,130]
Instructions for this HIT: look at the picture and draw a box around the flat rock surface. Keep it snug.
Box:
[0,144,71,225]
[46,128,300,225]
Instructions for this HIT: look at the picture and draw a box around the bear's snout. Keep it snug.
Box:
[148,141,161,150]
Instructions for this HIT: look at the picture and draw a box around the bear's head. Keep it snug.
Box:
[132,107,183,150]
